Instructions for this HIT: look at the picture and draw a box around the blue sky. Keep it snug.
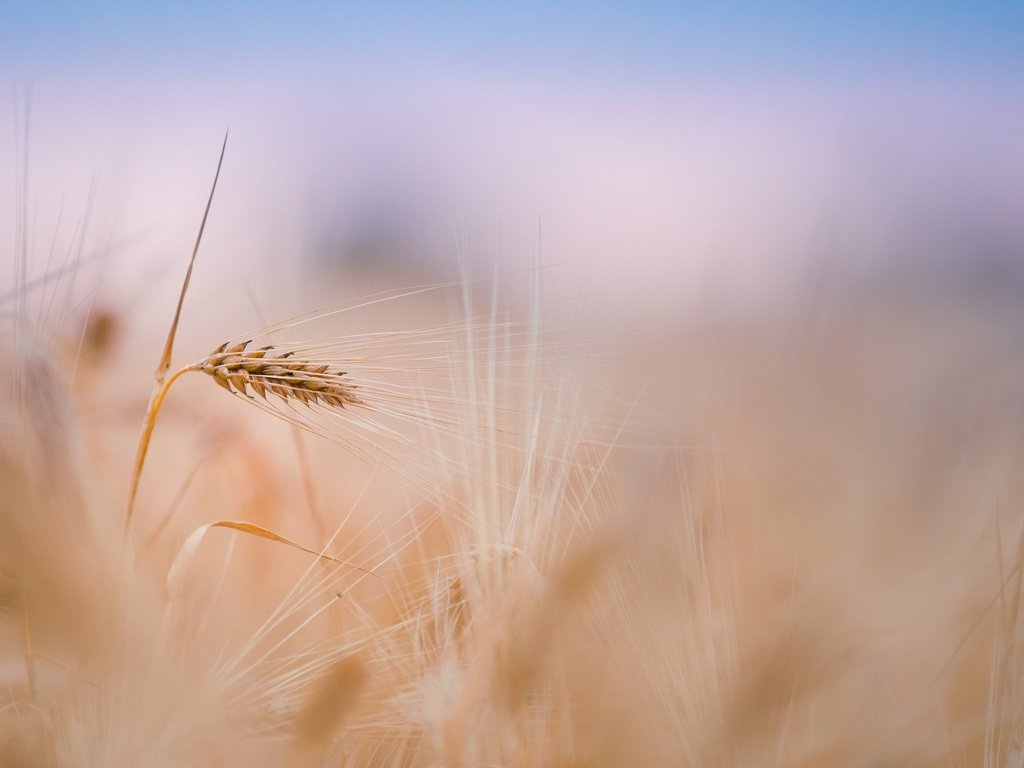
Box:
[4,2,1023,82]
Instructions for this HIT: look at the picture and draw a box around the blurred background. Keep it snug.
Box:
[1,1,1022,324]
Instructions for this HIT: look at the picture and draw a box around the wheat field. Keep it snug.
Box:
[1,158,1023,768]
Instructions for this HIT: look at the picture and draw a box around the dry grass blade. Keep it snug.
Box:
[166,520,381,599]
[155,130,229,383]
[124,131,228,532]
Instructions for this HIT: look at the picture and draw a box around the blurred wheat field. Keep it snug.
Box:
[2,191,1024,768]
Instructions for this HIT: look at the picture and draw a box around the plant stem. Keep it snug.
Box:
[125,364,198,532]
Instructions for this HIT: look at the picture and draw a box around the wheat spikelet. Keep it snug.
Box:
[198,339,364,409]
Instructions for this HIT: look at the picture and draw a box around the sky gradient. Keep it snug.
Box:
[5,2,1024,81]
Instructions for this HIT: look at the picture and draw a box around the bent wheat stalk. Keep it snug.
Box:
[123,140,542,536]
[125,362,199,530]
[123,160,393,579]
[126,324,453,529]
[125,319,440,523]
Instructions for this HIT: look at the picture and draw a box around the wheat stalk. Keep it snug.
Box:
[125,325,449,529]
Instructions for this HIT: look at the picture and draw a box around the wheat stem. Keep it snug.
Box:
[125,364,198,532]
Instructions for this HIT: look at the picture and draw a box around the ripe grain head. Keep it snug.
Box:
[199,340,364,409]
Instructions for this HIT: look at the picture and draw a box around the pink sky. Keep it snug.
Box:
[3,45,1022,323]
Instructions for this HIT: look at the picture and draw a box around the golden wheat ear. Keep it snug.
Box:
[196,340,363,408]
[187,301,582,499]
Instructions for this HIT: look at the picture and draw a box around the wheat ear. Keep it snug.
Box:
[197,340,363,409]
[126,336,371,529]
